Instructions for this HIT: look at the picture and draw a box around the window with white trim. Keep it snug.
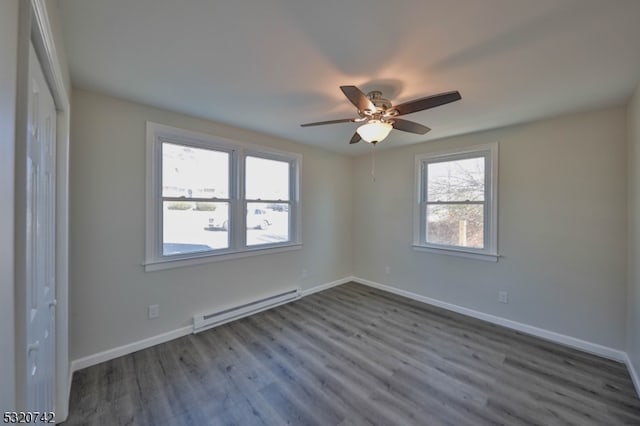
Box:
[414,143,498,261]
[145,122,301,271]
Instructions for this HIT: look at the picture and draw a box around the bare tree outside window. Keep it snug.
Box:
[426,157,486,248]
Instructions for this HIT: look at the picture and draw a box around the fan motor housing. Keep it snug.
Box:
[367,91,392,111]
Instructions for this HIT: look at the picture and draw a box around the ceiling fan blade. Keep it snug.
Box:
[392,91,461,116]
[349,132,361,144]
[391,118,431,135]
[300,118,356,127]
[340,86,376,113]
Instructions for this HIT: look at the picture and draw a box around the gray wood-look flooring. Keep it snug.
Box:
[63,283,640,425]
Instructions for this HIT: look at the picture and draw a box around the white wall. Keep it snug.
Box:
[353,107,628,349]
[69,89,353,360]
[0,0,18,413]
[628,84,640,376]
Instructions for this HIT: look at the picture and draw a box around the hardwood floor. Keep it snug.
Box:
[63,282,640,425]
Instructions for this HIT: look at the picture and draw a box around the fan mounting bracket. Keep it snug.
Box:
[366,90,393,111]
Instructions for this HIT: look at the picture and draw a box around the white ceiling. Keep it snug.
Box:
[58,0,640,155]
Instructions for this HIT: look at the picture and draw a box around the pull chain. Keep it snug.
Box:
[371,143,376,182]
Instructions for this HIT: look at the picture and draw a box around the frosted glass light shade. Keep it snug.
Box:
[357,120,393,143]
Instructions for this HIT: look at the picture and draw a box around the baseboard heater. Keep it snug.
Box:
[192,288,300,333]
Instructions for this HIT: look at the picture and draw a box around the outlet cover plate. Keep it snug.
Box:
[148,304,159,319]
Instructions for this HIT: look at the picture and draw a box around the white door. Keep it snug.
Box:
[25,41,57,414]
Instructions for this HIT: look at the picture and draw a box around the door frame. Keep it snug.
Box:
[14,0,70,420]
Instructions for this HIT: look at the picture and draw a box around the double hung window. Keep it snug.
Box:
[145,122,301,270]
[414,143,498,261]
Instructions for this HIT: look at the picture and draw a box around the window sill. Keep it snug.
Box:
[144,243,303,272]
[412,245,499,262]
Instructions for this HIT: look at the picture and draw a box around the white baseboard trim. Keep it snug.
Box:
[624,353,640,397]
[300,276,353,297]
[352,276,627,363]
[70,325,193,374]
[68,276,636,398]
[63,367,73,423]
[69,276,353,376]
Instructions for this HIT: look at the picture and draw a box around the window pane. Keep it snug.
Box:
[162,143,229,199]
[427,157,485,202]
[246,202,290,246]
[163,202,229,255]
[426,204,484,248]
[245,156,289,200]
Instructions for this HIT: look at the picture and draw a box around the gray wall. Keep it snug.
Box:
[628,84,640,376]
[44,0,71,96]
[69,90,353,360]
[69,93,632,361]
[352,106,628,349]
[0,0,18,413]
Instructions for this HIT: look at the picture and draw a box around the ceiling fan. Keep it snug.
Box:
[301,85,461,145]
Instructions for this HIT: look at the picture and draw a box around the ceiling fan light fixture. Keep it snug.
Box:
[300,85,461,145]
[357,120,392,143]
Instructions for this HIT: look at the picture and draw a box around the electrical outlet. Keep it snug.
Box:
[385,266,391,275]
[498,291,509,304]
[302,269,308,278]
[148,304,159,319]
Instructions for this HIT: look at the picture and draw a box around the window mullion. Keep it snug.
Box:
[420,174,426,247]
[420,200,427,246]
[161,196,231,203]
[155,140,164,260]
[232,148,243,251]
[245,198,290,203]
[484,152,492,250]
[161,197,232,203]
[425,201,485,205]
[290,161,296,242]
[421,161,427,204]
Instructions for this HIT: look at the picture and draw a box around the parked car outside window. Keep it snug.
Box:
[207,208,272,231]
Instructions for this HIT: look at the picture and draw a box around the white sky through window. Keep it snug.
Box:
[246,156,289,200]
[162,143,229,198]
